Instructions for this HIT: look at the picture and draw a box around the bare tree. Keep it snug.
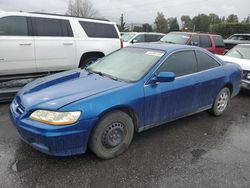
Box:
[66,0,98,18]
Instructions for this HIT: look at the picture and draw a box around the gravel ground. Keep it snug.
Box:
[0,91,250,188]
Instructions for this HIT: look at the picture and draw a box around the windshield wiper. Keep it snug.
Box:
[85,68,125,82]
[85,68,104,76]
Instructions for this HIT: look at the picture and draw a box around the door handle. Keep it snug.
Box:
[63,42,73,45]
[19,43,32,46]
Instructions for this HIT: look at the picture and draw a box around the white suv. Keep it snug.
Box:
[0,12,122,77]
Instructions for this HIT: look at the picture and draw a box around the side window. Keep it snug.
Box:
[155,35,164,41]
[190,35,200,46]
[0,16,28,36]
[32,17,72,37]
[212,36,224,48]
[196,50,220,71]
[145,34,157,42]
[79,21,119,38]
[133,34,145,43]
[199,35,212,48]
[158,51,197,77]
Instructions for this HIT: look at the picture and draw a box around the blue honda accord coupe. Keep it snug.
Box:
[10,44,242,159]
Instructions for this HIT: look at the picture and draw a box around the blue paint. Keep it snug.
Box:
[9,44,242,156]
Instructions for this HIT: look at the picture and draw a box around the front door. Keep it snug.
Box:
[143,50,199,126]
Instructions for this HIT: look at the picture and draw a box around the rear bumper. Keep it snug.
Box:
[9,102,97,156]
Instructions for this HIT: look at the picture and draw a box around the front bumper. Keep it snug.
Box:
[9,101,97,156]
[241,79,250,90]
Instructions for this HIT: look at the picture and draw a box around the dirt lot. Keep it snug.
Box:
[0,91,250,188]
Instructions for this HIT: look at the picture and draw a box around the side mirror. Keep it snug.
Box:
[150,72,175,83]
[131,39,138,44]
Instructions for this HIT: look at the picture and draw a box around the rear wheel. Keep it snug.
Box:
[210,87,230,116]
[79,56,98,68]
[89,110,134,159]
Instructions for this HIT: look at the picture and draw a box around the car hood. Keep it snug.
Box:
[16,69,128,111]
[216,55,250,71]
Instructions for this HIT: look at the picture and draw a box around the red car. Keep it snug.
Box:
[160,32,225,55]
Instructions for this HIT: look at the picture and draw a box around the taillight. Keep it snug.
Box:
[120,39,123,48]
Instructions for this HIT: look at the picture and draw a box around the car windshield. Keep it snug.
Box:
[160,33,190,44]
[86,48,165,82]
[226,45,250,60]
[121,33,136,42]
[228,35,250,41]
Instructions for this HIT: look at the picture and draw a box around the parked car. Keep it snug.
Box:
[160,32,225,55]
[217,44,250,89]
[121,32,165,46]
[0,11,122,101]
[10,44,242,159]
[224,33,250,51]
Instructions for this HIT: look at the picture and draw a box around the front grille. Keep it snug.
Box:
[243,70,250,80]
[13,97,25,115]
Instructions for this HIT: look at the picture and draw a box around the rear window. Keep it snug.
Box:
[79,21,119,38]
[199,35,212,48]
[0,16,28,36]
[160,33,190,44]
[145,34,163,42]
[196,50,220,71]
[32,17,73,37]
[212,36,224,48]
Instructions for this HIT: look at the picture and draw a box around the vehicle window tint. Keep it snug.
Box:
[79,21,119,38]
[158,51,197,77]
[190,35,200,46]
[133,34,145,43]
[33,17,72,37]
[145,34,160,42]
[212,36,224,48]
[196,50,220,71]
[0,16,28,36]
[199,35,212,48]
[155,35,164,41]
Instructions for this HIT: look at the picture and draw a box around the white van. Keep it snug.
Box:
[0,12,122,76]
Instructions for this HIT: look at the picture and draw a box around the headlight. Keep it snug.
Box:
[30,110,81,125]
[247,73,250,80]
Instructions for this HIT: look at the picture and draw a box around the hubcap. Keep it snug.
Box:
[102,122,126,148]
[217,91,229,112]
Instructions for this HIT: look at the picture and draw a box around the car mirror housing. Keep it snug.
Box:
[150,72,175,84]
[131,39,138,44]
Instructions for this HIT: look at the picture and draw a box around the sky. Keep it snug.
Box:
[0,0,249,24]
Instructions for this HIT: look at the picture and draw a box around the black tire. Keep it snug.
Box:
[79,55,102,69]
[89,110,134,159]
[210,87,231,116]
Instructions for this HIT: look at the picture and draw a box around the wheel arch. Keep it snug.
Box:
[79,51,105,67]
[92,105,140,133]
[224,82,233,95]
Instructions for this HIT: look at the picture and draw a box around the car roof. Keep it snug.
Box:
[232,33,250,36]
[0,11,113,24]
[122,32,165,35]
[170,31,221,36]
[127,43,200,52]
[236,44,250,47]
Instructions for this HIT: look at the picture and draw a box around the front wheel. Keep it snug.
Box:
[89,111,134,159]
[210,87,231,116]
